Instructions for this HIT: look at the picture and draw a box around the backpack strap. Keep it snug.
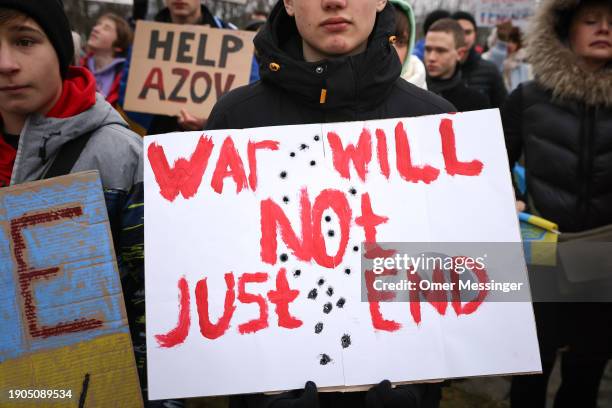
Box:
[43,132,94,179]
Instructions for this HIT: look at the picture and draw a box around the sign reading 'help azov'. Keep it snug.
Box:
[125,21,255,117]
[144,110,541,400]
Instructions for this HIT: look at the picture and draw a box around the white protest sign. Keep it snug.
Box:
[474,0,537,28]
[144,110,541,400]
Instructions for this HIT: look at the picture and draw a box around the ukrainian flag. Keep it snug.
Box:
[519,212,559,266]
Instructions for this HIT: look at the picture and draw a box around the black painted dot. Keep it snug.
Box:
[353,246,359,252]
[308,288,318,300]
[344,268,351,275]
[320,354,332,365]
[315,322,323,334]
[318,278,325,286]
[314,135,320,141]
[327,230,335,237]
[341,334,351,349]
[280,253,288,262]
[323,302,332,314]
[326,287,334,297]
[349,188,357,195]
[325,215,332,222]
[310,160,316,166]
[283,196,290,203]
[280,171,287,179]
[336,298,346,308]
[300,143,309,150]
[294,269,301,277]
[290,152,296,157]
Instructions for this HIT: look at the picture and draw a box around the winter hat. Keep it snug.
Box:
[451,11,478,33]
[0,0,74,77]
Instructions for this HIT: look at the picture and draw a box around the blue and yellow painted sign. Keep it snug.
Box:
[0,172,142,407]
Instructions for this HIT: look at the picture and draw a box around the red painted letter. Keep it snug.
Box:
[155,277,191,347]
[210,136,248,194]
[267,268,302,329]
[247,140,279,191]
[260,188,313,264]
[195,273,236,339]
[138,67,166,100]
[327,128,372,182]
[311,189,352,268]
[395,121,439,184]
[148,136,214,202]
[440,119,483,176]
[237,273,269,334]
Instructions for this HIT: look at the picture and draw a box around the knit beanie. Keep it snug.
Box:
[451,11,478,33]
[0,0,74,77]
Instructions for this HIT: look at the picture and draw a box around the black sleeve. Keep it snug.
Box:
[501,84,525,201]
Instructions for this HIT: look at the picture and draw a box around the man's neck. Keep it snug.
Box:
[93,51,115,71]
[1,112,26,135]
[171,8,202,25]
[302,41,367,63]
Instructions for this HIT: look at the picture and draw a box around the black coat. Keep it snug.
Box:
[206,2,452,408]
[503,81,612,233]
[206,3,453,131]
[426,69,490,112]
[459,48,507,108]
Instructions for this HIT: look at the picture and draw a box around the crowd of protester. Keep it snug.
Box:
[0,0,610,407]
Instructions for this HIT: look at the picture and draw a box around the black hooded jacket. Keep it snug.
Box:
[206,2,454,131]
[207,2,451,407]
[459,47,507,108]
[502,0,612,233]
[427,68,490,112]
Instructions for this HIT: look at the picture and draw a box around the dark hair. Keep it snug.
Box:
[508,26,522,49]
[98,13,133,57]
[392,4,410,45]
[451,11,477,33]
[0,8,26,24]
[428,18,466,49]
[423,9,450,35]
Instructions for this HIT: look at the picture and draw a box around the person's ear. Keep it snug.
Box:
[283,0,295,17]
[456,46,467,62]
[376,0,387,12]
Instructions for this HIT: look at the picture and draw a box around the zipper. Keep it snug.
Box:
[578,105,595,228]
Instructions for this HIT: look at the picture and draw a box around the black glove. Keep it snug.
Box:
[365,380,423,408]
[251,381,319,408]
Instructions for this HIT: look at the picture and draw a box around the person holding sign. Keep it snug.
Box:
[0,0,149,404]
[147,0,237,134]
[206,0,454,406]
[502,0,612,406]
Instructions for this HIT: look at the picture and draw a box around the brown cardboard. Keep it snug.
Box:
[124,21,256,119]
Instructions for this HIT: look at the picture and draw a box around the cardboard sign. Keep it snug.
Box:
[0,172,142,407]
[124,21,256,118]
[474,0,537,28]
[144,110,541,400]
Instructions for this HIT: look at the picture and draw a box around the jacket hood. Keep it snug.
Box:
[527,0,612,107]
[253,1,401,111]
[389,0,417,74]
[10,92,127,184]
